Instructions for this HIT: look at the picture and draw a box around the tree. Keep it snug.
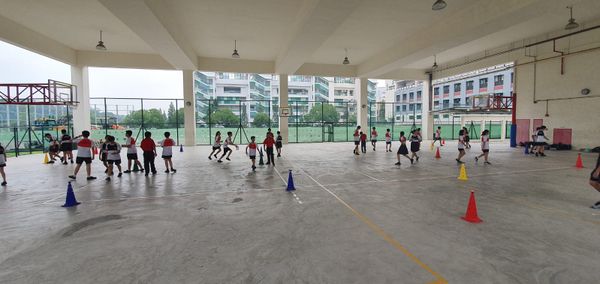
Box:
[303,104,340,123]
[209,108,239,126]
[122,108,167,128]
[348,114,357,123]
[252,112,271,127]
[166,102,185,126]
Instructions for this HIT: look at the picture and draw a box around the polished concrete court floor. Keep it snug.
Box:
[0,141,599,284]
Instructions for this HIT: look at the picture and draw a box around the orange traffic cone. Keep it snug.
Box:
[575,153,584,168]
[435,147,441,159]
[461,191,482,223]
[441,139,445,146]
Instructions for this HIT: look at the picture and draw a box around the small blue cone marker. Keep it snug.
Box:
[62,182,81,207]
[524,144,529,154]
[180,144,184,152]
[286,170,296,191]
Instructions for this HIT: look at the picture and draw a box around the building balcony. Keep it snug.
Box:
[494,85,503,90]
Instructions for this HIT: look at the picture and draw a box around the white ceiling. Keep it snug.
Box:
[0,0,599,78]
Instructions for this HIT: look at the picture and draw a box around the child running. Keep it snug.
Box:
[395,131,413,165]
[246,136,258,171]
[385,129,392,152]
[123,130,143,173]
[371,127,378,151]
[140,131,157,176]
[208,131,222,160]
[218,132,238,163]
[59,129,74,164]
[353,126,361,155]
[276,131,283,157]
[160,132,177,173]
[463,127,471,149]
[409,129,421,162]
[263,132,276,166]
[590,153,600,209]
[105,135,123,181]
[68,130,97,180]
[535,126,549,157]
[432,126,443,147]
[456,129,467,163]
[475,130,491,165]
[0,144,6,185]
[360,131,367,154]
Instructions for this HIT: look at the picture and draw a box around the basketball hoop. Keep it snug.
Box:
[280,107,291,117]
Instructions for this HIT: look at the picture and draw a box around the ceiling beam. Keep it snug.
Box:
[275,0,362,75]
[357,0,560,78]
[98,0,197,70]
[77,51,173,70]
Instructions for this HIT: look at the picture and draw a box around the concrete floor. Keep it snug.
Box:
[0,141,599,284]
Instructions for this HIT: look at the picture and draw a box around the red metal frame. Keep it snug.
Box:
[0,80,77,105]
[471,93,513,110]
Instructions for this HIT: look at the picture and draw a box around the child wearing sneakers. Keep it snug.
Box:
[396,131,413,166]
[371,127,378,151]
[45,133,61,163]
[218,132,238,163]
[59,129,74,164]
[475,130,491,165]
[140,131,157,176]
[263,132,276,166]
[432,126,443,147]
[209,131,222,160]
[276,131,283,157]
[246,136,258,171]
[385,129,392,152]
[0,144,7,186]
[105,135,123,181]
[160,132,177,173]
[353,126,361,155]
[456,129,467,164]
[123,130,143,173]
[69,130,97,180]
[360,131,367,153]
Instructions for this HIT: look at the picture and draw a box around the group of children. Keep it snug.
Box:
[42,130,177,181]
[208,128,283,171]
[528,126,549,157]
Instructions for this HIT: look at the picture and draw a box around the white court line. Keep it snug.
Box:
[356,171,382,182]
[274,166,303,205]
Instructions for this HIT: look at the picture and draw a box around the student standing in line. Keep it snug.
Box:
[68,130,96,180]
[140,131,157,176]
[589,153,600,209]
[456,129,467,164]
[463,127,471,149]
[123,130,143,173]
[0,144,7,186]
[160,132,177,173]
[209,131,222,160]
[360,131,367,154]
[105,135,123,181]
[409,129,421,162]
[263,132,276,166]
[385,129,392,152]
[432,126,443,147]
[353,126,361,155]
[246,136,258,171]
[99,136,109,173]
[276,131,283,157]
[371,127,378,151]
[218,132,238,163]
[535,126,549,157]
[475,130,491,165]
[59,129,74,164]
[395,131,413,165]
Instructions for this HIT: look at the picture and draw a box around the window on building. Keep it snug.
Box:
[466,80,474,90]
[409,92,414,100]
[443,85,449,94]
[417,91,422,100]
[434,101,440,107]
[224,87,241,93]
[402,105,407,111]
[494,75,504,86]
[416,115,422,120]
[416,104,421,111]
[409,104,414,111]
[443,100,450,108]
[454,83,461,92]
[396,95,400,102]
[434,87,439,96]
[453,98,461,105]
[402,94,407,101]
[479,78,488,88]
[396,106,401,112]
[511,72,514,83]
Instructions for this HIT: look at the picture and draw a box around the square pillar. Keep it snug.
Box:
[182,70,196,146]
[70,66,91,135]
[420,79,434,140]
[500,119,507,140]
[357,78,369,130]
[278,74,289,143]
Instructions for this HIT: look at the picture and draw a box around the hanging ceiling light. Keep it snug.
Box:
[564,6,579,30]
[432,54,438,70]
[96,30,107,51]
[432,0,447,11]
[231,40,240,58]
[342,48,350,65]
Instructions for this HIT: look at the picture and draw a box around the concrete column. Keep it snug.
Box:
[70,65,91,134]
[278,74,289,144]
[500,119,507,140]
[182,70,196,146]
[420,79,434,140]
[357,78,369,130]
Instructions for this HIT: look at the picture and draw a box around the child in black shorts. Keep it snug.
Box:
[246,136,258,171]
[276,131,283,157]
[0,144,7,185]
[590,153,600,209]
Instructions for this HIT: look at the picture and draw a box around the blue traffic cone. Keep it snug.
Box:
[179,144,184,152]
[524,144,529,154]
[258,149,265,166]
[62,182,81,207]
[286,170,296,191]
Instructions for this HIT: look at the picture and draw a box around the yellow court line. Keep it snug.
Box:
[304,172,447,284]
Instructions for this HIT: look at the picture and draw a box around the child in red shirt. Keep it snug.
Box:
[140,131,157,176]
[360,132,367,153]
[246,136,258,171]
[263,132,276,166]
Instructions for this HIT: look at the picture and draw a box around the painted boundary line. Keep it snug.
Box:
[303,171,447,284]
